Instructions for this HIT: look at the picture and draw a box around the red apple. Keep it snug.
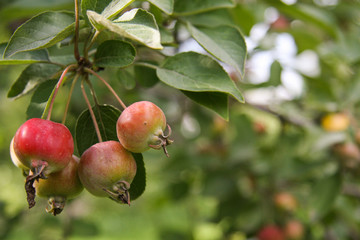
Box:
[257,225,285,240]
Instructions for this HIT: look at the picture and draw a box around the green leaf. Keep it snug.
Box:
[156,51,244,103]
[94,40,136,67]
[147,0,174,15]
[134,64,159,87]
[75,104,121,156]
[183,9,234,27]
[268,1,337,38]
[87,9,163,49]
[81,0,134,21]
[0,43,49,65]
[182,91,229,120]
[26,79,57,119]
[7,63,60,98]
[187,23,247,76]
[309,172,342,221]
[117,68,136,90]
[129,153,146,201]
[101,0,135,19]
[173,0,235,16]
[4,11,75,58]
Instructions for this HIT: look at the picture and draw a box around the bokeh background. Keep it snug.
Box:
[1,0,360,239]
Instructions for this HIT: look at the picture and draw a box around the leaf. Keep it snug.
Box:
[147,0,174,15]
[129,153,146,201]
[183,9,234,27]
[173,0,235,16]
[75,104,121,156]
[268,0,337,38]
[94,40,136,67]
[134,64,159,88]
[117,68,136,90]
[87,9,163,49]
[187,23,247,76]
[7,63,60,98]
[182,91,229,120]
[156,51,244,103]
[101,0,135,19]
[4,11,76,58]
[26,79,57,119]
[0,43,49,65]
[309,172,342,221]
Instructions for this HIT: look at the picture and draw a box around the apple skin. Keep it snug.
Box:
[10,137,30,173]
[257,225,285,240]
[34,155,83,199]
[321,113,350,132]
[13,118,74,174]
[78,141,137,198]
[116,101,167,153]
[284,220,304,240]
[273,192,297,212]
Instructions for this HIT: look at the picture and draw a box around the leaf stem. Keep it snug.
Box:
[74,0,81,61]
[62,73,80,124]
[46,64,76,121]
[84,67,127,110]
[84,31,100,60]
[81,79,103,143]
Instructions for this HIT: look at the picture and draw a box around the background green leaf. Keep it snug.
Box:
[94,40,136,68]
[0,43,49,65]
[7,63,60,98]
[87,9,163,49]
[173,0,235,15]
[309,172,342,221]
[4,11,76,58]
[183,9,234,27]
[156,52,244,103]
[188,23,247,76]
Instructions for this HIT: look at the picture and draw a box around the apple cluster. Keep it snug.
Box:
[10,101,172,216]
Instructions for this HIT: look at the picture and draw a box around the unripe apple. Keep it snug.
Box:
[78,141,137,205]
[12,118,74,208]
[284,220,304,240]
[257,225,284,240]
[116,101,173,157]
[332,142,360,169]
[321,113,350,132]
[34,155,83,216]
[273,192,297,212]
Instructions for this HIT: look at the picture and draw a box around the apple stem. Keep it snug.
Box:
[46,64,76,121]
[81,79,103,143]
[62,73,80,124]
[84,67,127,110]
[74,0,80,62]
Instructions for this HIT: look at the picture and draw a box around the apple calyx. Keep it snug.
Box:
[46,196,66,216]
[25,163,48,208]
[103,180,131,205]
[148,124,174,157]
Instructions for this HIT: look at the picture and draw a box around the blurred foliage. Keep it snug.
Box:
[1,0,360,239]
